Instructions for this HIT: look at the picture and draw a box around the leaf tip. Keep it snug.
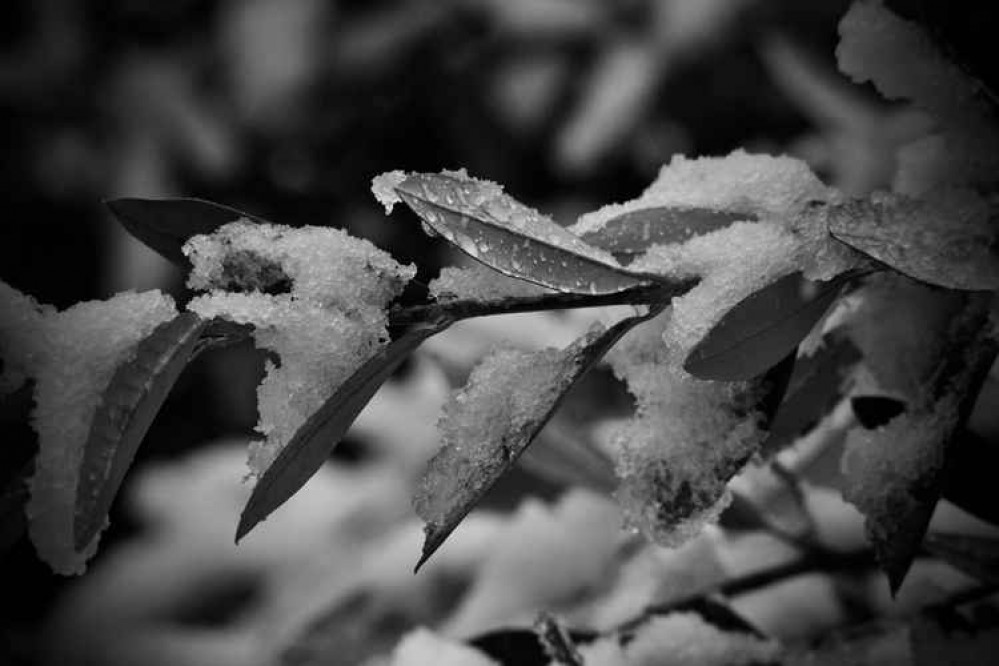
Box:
[234,509,258,544]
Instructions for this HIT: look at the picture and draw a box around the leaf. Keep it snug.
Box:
[826,193,999,291]
[470,628,598,666]
[942,431,999,526]
[106,198,272,268]
[236,321,449,542]
[761,334,862,457]
[684,271,853,381]
[413,306,663,570]
[516,419,617,494]
[578,206,752,263]
[851,395,906,428]
[841,295,996,595]
[394,173,658,295]
[924,533,999,583]
[74,312,206,550]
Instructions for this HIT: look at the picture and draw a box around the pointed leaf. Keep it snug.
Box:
[74,312,206,550]
[236,321,449,541]
[106,198,272,268]
[841,296,996,595]
[924,533,999,583]
[578,206,752,263]
[395,173,658,295]
[413,306,662,570]
[761,334,862,457]
[684,271,852,381]
[826,194,999,291]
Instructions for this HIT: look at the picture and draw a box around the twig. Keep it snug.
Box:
[387,279,696,327]
[616,548,876,634]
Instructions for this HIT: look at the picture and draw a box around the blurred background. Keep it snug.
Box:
[1,1,995,665]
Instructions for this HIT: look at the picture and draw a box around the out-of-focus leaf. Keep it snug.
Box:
[105,198,272,268]
[851,395,906,429]
[535,612,583,666]
[394,174,660,295]
[237,321,449,542]
[413,307,662,570]
[943,431,999,526]
[74,312,205,550]
[280,590,414,666]
[516,419,616,494]
[471,628,598,666]
[761,334,862,457]
[826,193,999,291]
[578,207,752,263]
[684,271,852,381]
[924,532,999,583]
[664,597,768,639]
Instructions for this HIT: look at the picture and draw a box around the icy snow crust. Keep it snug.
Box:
[185,221,415,476]
[413,345,569,528]
[430,264,552,302]
[0,282,177,574]
[568,151,858,545]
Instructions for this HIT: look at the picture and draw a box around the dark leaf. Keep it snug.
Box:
[826,195,999,291]
[924,532,999,583]
[74,312,206,550]
[414,306,664,570]
[105,198,272,268]
[471,628,598,666]
[851,396,906,428]
[943,431,999,526]
[236,321,449,542]
[761,334,862,457]
[578,206,752,264]
[684,271,853,381]
[394,174,660,295]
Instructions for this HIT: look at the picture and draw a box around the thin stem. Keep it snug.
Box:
[388,279,696,328]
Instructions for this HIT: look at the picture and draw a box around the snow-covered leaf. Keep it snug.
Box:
[684,271,852,381]
[236,321,448,541]
[826,193,999,291]
[840,293,995,594]
[394,173,659,295]
[106,197,272,268]
[74,312,205,550]
[578,206,751,263]
[761,334,862,457]
[413,307,661,570]
[924,532,999,583]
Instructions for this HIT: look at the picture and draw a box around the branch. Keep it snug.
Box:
[388,279,697,328]
[616,547,876,634]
